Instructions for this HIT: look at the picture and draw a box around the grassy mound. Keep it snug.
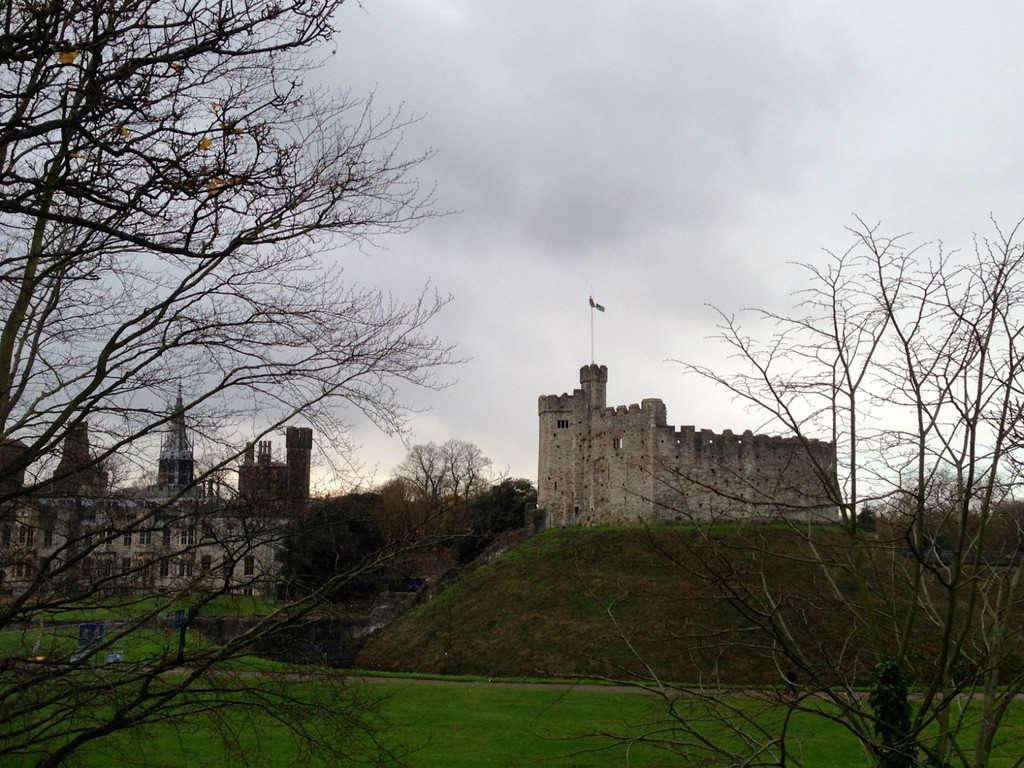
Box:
[357,523,913,684]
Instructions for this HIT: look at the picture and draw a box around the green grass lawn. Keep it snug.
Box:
[0,593,281,665]
[9,676,1022,768]
[0,626,300,677]
[12,594,279,623]
[381,682,669,768]
[1,620,208,663]
[376,682,887,768]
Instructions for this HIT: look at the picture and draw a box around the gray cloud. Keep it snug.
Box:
[313,2,1024,486]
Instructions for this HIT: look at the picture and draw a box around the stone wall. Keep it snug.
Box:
[538,364,836,527]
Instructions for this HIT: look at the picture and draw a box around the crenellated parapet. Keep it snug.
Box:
[538,391,581,413]
[601,398,667,424]
[671,425,833,462]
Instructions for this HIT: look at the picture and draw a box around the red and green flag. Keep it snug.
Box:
[589,295,605,312]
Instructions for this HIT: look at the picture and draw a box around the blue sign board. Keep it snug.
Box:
[77,621,104,649]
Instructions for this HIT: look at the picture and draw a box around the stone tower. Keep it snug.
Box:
[579,363,607,409]
[51,422,109,495]
[157,391,195,491]
[537,364,608,526]
[285,426,312,500]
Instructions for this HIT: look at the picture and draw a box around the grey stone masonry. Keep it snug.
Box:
[538,364,837,527]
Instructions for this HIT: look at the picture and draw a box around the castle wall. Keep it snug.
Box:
[538,365,836,527]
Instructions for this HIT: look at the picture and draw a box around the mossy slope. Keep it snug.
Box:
[357,524,931,684]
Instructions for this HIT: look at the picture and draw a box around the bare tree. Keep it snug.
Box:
[597,219,1024,767]
[392,440,492,532]
[0,0,452,764]
[437,440,492,506]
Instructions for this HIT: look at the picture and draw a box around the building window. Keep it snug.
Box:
[162,527,171,546]
[139,529,152,545]
[613,438,623,450]
[123,531,133,547]
[121,558,132,574]
[160,560,170,578]
[17,526,33,546]
[243,556,255,577]
[557,419,569,429]
[201,554,212,571]
[180,528,196,547]
[43,528,54,547]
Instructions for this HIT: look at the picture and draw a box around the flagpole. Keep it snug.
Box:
[588,292,604,363]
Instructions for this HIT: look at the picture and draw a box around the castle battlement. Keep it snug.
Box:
[538,364,837,527]
[672,425,832,448]
[538,392,578,412]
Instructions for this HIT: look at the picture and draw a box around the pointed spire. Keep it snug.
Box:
[157,387,194,490]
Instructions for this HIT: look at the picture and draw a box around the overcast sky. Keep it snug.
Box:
[307,1,1024,488]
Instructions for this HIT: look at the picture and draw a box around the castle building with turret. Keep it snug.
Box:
[0,401,313,599]
[538,364,837,527]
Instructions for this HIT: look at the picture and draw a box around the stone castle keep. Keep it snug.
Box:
[538,364,836,526]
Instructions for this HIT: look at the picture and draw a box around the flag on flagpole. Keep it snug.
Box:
[589,295,605,312]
